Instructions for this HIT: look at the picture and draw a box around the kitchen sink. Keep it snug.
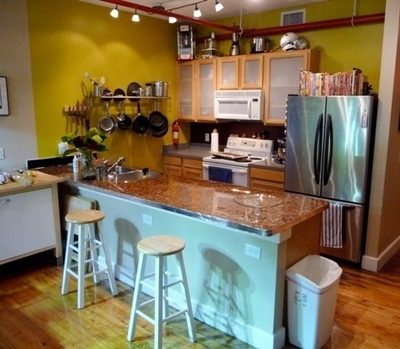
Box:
[108,167,160,183]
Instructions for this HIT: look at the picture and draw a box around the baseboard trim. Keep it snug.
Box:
[361,235,400,271]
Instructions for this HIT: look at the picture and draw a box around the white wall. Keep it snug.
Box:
[0,0,37,171]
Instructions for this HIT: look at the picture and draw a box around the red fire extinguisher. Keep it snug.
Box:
[172,120,179,145]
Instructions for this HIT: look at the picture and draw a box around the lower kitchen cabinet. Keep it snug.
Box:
[0,188,61,264]
[249,167,284,190]
[182,158,202,179]
[163,156,203,179]
[163,155,182,176]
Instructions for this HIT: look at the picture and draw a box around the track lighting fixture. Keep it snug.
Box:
[215,0,224,12]
[168,15,177,24]
[110,5,119,18]
[131,9,140,22]
[193,3,202,18]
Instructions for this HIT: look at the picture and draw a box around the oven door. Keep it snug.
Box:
[202,162,249,187]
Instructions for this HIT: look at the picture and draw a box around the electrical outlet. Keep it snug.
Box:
[0,147,4,160]
[245,243,261,259]
[142,214,153,225]
[205,133,210,142]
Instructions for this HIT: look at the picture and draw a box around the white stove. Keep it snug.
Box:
[202,137,273,186]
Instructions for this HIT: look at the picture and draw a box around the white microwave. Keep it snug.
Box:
[214,89,263,121]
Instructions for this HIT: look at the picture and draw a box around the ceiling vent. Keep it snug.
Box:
[281,9,306,26]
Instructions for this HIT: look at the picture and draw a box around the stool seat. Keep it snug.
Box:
[127,235,196,348]
[61,209,117,309]
[138,235,185,256]
[65,210,105,224]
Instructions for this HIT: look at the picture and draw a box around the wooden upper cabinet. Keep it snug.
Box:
[240,55,263,89]
[197,59,216,121]
[216,56,239,89]
[263,49,319,125]
[216,55,263,89]
[177,61,195,120]
[177,58,216,122]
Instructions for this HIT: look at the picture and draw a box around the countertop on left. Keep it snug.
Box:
[0,171,65,196]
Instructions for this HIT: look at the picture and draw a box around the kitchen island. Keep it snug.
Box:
[45,166,326,349]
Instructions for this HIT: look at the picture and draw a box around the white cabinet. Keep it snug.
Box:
[0,188,59,264]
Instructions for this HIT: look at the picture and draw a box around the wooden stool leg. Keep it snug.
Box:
[77,224,86,309]
[127,253,146,341]
[176,252,197,342]
[163,260,170,319]
[88,223,100,284]
[61,222,74,295]
[154,255,164,349]
[98,229,118,295]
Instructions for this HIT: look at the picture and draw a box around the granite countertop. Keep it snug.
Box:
[164,143,285,171]
[42,166,326,237]
[0,171,64,196]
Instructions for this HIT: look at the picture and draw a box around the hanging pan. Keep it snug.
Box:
[149,110,169,137]
[116,100,132,130]
[127,81,141,102]
[132,101,150,134]
[98,102,116,135]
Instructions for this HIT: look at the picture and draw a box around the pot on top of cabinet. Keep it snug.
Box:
[151,81,169,97]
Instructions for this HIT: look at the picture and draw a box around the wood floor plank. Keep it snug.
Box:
[0,251,399,348]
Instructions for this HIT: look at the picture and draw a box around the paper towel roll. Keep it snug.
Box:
[211,129,219,152]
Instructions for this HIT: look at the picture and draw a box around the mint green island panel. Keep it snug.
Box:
[74,186,299,349]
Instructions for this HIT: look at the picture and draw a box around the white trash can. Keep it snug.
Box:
[286,255,342,349]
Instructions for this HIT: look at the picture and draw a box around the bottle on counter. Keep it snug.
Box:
[73,155,81,174]
[211,128,219,152]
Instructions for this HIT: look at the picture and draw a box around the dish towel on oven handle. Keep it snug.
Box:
[321,202,344,248]
[208,166,232,184]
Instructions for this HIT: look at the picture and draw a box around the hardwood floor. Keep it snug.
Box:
[0,251,399,349]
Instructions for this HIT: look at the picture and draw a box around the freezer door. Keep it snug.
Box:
[320,202,364,264]
[285,96,326,196]
[321,96,373,203]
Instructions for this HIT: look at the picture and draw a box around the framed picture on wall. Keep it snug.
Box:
[0,76,10,116]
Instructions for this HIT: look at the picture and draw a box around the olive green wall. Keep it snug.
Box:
[27,0,186,171]
[27,0,385,171]
[197,0,385,93]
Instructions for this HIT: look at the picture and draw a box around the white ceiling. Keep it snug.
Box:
[80,0,326,20]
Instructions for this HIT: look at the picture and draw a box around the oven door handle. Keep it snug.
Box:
[202,163,248,174]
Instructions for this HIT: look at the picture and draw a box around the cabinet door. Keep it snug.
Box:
[164,156,182,176]
[240,55,263,89]
[0,188,56,263]
[182,158,203,179]
[217,56,239,89]
[249,167,284,190]
[177,61,195,120]
[264,50,317,125]
[197,59,216,121]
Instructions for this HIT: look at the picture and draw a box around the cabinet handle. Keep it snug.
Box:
[0,198,11,205]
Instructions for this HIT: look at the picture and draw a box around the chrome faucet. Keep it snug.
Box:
[107,156,125,174]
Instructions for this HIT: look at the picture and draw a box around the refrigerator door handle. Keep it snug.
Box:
[313,113,324,184]
[323,114,333,185]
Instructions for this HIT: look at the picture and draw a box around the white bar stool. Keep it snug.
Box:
[61,209,117,309]
[127,235,196,348]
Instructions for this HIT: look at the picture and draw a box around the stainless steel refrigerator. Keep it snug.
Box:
[284,95,376,263]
